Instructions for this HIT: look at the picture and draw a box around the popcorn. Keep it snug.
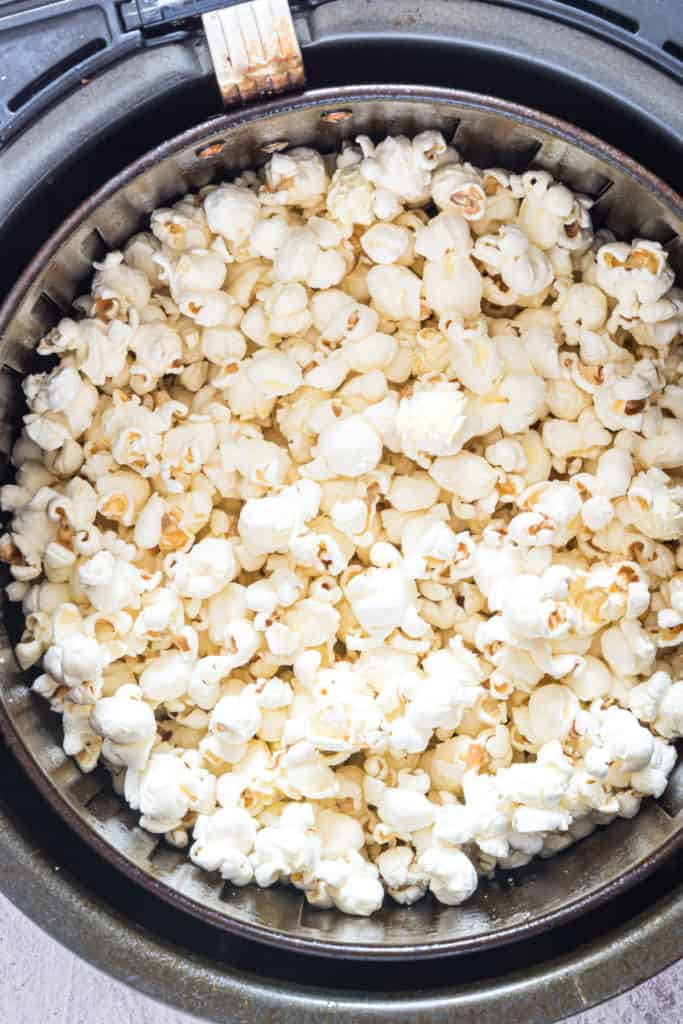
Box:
[62,703,102,771]
[396,381,471,462]
[432,164,485,220]
[262,147,327,208]
[654,681,683,739]
[312,415,383,478]
[326,165,374,226]
[43,632,105,701]
[359,134,437,204]
[79,550,157,614]
[415,213,471,261]
[388,472,440,512]
[8,132,683,920]
[509,480,582,547]
[89,685,156,769]
[361,223,411,264]
[190,807,256,884]
[498,373,547,435]
[423,255,482,319]
[445,317,502,395]
[96,470,150,527]
[636,418,683,469]
[377,786,435,834]
[596,240,674,305]
[625,469,683,541]
[601,620,656,677]
[558,283,608,342]
[139,651,194,703]
[245,350,303,398]
[346,567,426,641]
[209,691,262,761]
[249,802,320,887]
[166,538,237,599]
[125,750,215,833]
[596,447,633,498]
[313,852,385,916]
[494,228,553,297]
[628,670,672,724]
[204,184,260,245]
[418,848,478,906]
[238,480,321,555]
[151,206,210,251]
[367,265,422,321]
[92,251,152,312]
[515,684,579,745]
[430,452,497,501]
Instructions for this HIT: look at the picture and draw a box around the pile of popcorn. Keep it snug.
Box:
[4,130,683,917]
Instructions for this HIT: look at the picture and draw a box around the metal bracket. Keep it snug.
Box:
[202,0,305,106]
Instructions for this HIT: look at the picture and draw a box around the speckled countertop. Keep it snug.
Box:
[1,893,680,1024]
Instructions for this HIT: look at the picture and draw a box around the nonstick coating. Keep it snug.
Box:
[1,85,682,959]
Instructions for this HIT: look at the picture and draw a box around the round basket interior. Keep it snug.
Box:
[1,86,683,959]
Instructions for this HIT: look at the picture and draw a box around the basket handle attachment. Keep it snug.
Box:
[202,0,305,106]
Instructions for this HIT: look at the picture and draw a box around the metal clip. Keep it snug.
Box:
[202,0,305,106]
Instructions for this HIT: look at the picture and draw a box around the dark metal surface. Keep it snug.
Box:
[1,85,682,963]
[2,0,679,148]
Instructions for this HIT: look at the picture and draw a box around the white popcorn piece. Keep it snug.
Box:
[43,632,105,696]
[78,550,156,614]
[309,414,383,479]
[417,848,478,906]
[636,418,683,470]
[62,702,102,772]
[430,452,497,502]
[238,480,321,555]
[90,685,156,769]
[190,807,256,884]
[424,255,482,320]
[359,134,436,204]
[388,472,440,512]
[625,469,683,541]
[262,147,328,208]
[245,350,303,398]
[654,682,683,739]
[126,750,215,833]
[367,265,422,321]
[377,786,435,834]
[249,802,320,888]
[510,480,582,547]
[596,240,674,305]
[346,567,427,641]
[396,381,471,463]
[204,184,260,245]
[209,690,262,761]
[139,650,194,703]
[596,448,633,498]
[515,685,579,745]
[166,538,237,599]
[361,223,411,265]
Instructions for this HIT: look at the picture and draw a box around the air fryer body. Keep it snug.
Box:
[0,0,682,1019]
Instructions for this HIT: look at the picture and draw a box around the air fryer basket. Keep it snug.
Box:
[1,85,682,960]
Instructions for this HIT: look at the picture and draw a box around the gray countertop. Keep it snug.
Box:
[1,891,680,1023]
